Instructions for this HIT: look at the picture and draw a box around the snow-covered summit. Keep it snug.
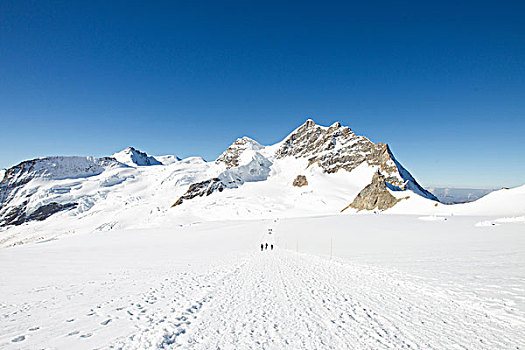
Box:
[0,156,126,228]
[1,156,123,186]
[112,147,162,166]
[215,137,265,169]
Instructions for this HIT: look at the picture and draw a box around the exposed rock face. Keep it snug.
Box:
[172,178,225,207]
[293,175,308,187]
[277,120,398,178]
[173,153,273,207]
[1,201,78,226]
[342,171,408,212]
[276,120,437,200]
[0,156,123,227]
[215,137,264,169]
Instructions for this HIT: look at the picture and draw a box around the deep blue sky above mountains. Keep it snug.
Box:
[1,0,524,187]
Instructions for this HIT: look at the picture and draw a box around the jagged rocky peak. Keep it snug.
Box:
[342,170,408,212]
[275,119,437,201]
[275,118,357,165]
[112,147,162,166]
[215,136,264,169]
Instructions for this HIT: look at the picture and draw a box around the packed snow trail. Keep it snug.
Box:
[113,250,524,349]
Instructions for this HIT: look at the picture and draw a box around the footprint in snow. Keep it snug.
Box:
[28,327,39,331]
[80,333,92,338]
[11,335,25,342]
[68,331,80,336]
[66,318,75,322]
[101,319,112,326]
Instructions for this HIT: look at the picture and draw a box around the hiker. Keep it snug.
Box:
[265,243,268,250]
[260,243,264,251]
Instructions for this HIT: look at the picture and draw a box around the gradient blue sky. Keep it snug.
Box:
[1,0,524,188]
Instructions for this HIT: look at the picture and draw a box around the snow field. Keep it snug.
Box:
[1,215,524,349]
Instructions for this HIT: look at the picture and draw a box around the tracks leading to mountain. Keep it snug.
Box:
[113,251,524,349]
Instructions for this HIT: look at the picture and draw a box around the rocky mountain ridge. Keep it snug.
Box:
[1,119,438,233]
[173,119,437,207]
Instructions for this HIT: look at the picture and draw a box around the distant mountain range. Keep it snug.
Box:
[1,119,524,247]
[427,187,496,204]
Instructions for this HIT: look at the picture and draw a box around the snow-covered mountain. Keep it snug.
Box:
[0,119,523,247]
[173,119,437,210]
[0,156,126,227]
[112,147,164,166]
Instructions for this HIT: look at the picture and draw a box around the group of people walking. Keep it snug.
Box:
[260,243,273,251]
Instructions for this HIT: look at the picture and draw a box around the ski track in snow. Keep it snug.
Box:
[108,251,524,350]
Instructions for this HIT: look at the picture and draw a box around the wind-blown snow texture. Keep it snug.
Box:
[0,216,524,349]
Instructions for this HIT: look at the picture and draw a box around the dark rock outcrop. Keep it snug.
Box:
[172,178,225,207]
[342,171,408,212]
[1,201,77,227]
[292,175,308,187]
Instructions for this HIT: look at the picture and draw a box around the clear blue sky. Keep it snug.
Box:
[1,1,524,188]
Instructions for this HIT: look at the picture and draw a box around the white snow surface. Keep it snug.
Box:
[0,215,524,349]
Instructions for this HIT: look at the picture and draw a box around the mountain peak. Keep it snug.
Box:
[275,120,437,201]
[112,147,161,166]
[215,137,264,169]
[304,118,316,128]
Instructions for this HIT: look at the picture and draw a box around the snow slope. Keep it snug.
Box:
[388,184,525,216]
[0,215,523,349]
